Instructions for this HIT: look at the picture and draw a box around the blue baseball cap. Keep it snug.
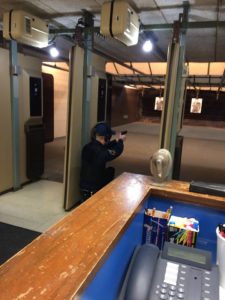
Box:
[95,123,115,137]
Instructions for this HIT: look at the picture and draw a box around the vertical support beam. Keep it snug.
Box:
[82,12,94,147]
[159,2,189,178]
[9,40,21,190]
[64,46,84,210]
[177,68,188,131]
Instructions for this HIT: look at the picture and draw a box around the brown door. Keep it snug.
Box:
[42,72,54,143]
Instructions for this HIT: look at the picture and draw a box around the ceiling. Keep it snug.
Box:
[105,62,225,91]
[0,0,225,63]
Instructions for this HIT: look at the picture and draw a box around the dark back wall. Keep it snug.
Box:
[111,85,141,126]
[141,89,225,122]
[141,88,162,119]
[185,90,225,121]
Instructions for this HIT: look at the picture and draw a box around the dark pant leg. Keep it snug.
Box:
[103,167,115,186]
[80,167,115,202]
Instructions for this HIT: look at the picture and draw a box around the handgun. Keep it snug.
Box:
[121,130,128,135]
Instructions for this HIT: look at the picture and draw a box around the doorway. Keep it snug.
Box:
[41,62,69,183]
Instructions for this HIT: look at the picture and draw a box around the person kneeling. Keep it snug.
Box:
[80,122,126,202]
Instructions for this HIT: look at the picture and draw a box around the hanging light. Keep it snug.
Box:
[124,84,137,89]
[49,46,59,58]
[142,40,153,52]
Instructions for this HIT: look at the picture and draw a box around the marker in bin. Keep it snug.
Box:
[163,206,173,219]
[218,224,225,238]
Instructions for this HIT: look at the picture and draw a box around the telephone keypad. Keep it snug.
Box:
[160,288,167,294]
[169,290,176,296]
[180,276,186,280]
[164,262,184,299]
[153,262,187,299]
[178,283,184,287]
[155,282,185,299]
[149,258,218,300]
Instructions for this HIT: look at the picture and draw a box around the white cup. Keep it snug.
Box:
[216,227,225,289]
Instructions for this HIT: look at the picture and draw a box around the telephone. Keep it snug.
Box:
[119,242,219,300]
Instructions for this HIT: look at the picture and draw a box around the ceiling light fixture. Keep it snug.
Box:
[124,84,137,89]
[49,47,59,58]
[142,40,153,52]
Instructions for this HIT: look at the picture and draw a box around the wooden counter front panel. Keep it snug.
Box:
[0,173,150,300]
[80,205,146,300]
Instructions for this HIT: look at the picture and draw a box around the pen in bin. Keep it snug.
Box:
[152,207,156,217]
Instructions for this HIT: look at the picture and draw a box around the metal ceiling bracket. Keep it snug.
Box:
[196,88,200,99]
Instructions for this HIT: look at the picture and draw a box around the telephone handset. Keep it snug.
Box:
[119,242,219,300]
[119,244,159,300]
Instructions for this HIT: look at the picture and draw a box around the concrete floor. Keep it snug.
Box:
[42,137,65,182]
[111,122,225,184]
[0,180,67,232]
[42,122,225,184]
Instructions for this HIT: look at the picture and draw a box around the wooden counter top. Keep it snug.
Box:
[150,179,225,210]
[0,173,225,299]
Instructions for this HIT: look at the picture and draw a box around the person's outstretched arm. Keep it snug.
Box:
[96,133,126,163]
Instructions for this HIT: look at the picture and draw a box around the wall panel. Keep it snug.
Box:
[111,85,141,127]
[0,48,42,192]
[0,48,13,191]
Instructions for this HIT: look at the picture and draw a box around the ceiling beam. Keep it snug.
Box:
[49,20,225,36]
[112,74,225,79]
[92,47,149,76]
[141,21,225,31]
[112,74,225,88]
[41,4,187,20]
[42,62,69,72]
[114,79,224,88]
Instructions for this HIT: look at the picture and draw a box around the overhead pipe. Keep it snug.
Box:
[141,20,225,31]
[49,20,225,36]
